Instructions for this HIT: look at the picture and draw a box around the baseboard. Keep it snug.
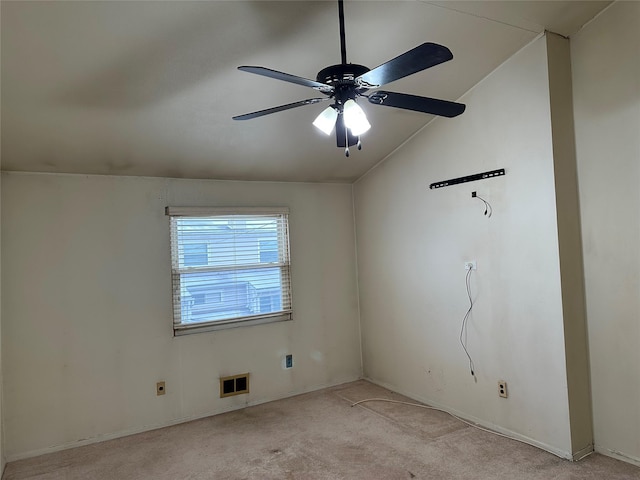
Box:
[363,376,574,461]
[6,375,362,463]
[595,446,640,467]
[571,443,594,461]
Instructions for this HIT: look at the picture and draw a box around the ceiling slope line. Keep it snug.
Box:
[420,1,543,35]
[571,0,616,38]
[353,31,546,185]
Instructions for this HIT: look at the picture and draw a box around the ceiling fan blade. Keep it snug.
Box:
[233,98,328,120]
[238,66,333,93]
[356,43,453,89]
[368,91,465,118]
[335,113,357,148]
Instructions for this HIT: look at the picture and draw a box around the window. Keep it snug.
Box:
[259,240,278,263]
[183,243,208,266]
[167,207,292,335]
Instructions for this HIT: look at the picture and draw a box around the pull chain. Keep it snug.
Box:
[344,117,350,157]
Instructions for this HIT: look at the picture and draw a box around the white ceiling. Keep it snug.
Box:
[1,0,611,183]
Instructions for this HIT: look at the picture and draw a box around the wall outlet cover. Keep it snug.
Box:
[498,380,508,398]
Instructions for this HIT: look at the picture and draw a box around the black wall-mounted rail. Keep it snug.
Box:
[430,168,505,190]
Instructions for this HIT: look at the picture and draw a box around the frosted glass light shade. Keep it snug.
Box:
[312,106,338,135]
[343,99,371,136]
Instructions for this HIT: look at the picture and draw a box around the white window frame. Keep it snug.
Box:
[166,206,292,335]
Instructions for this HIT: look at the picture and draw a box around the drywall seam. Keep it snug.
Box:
[351,184,364,377]
[5,375,360,463]
[0,170,351,187]
[0,2,5,469]
[420,1,542,34]
[571,0,617,38]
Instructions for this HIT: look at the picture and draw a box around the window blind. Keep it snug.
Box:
[167,208,292,334]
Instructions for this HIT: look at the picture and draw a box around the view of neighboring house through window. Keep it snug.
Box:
[167,207,292,334]
[183,243,208,266]
[259,239,278,263]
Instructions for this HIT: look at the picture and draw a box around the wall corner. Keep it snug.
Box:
[545,32,594,458]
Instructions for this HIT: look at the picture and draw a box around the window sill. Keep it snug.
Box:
[173,312,292,336]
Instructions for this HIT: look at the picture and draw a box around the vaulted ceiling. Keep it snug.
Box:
[1,1,611,183]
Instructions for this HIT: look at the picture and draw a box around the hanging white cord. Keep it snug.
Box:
[460,267,476,378]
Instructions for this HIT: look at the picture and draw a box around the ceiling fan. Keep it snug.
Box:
[233,0,465,156]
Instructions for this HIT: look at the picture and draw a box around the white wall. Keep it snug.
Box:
[571,1,640,465]
[0,149,4,475]
[545,33,592,456]
[0,173,362,460]
[0,4,5,466]
[354,36,582,457]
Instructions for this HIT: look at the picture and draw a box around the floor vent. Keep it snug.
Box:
[219,373,250,398]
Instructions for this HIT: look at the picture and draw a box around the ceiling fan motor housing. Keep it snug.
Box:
[316,64,370,102]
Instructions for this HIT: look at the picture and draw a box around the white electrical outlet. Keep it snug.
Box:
[498,380,508,398]
[464,260,477,270]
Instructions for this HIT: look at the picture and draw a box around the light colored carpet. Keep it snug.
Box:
[4,380,640,479]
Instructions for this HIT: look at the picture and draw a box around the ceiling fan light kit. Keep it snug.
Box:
[233,0,466,156]
[312,106,339,135]
[343,99,371,136]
